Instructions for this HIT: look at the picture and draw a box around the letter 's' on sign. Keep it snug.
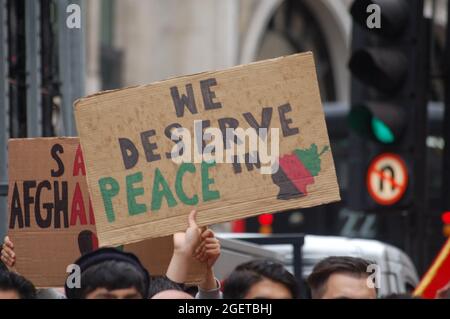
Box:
[74,53,341,247]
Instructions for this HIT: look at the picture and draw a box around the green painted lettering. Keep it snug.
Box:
[201,162,220,202]
[126,172,147,216]
[175,163,199,206]
[151,168,177,211]
[98,177,120,222]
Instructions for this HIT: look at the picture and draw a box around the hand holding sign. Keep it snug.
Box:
[194,229,221,268]
[173,210,204,256]
[194,229,221,291]
[1,236,17,272]
[167,210,209,284]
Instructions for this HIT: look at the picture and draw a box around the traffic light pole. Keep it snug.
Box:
[412,17,431,275]
[442,0,450,230]
[0,0,9,239]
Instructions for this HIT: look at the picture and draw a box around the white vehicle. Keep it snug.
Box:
[215,233,419,297]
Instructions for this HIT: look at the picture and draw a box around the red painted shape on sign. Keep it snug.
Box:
[279,154,314,195]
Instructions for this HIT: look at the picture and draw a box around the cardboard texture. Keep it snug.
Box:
[7,138,205,287]
[75,52,341,247]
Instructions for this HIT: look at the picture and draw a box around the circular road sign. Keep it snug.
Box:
[366,153,408,206]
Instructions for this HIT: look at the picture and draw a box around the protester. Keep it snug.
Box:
[223,259,299,299]
[0,270,37,299]
[1,236,15,272]
[307,256,377,299]
[165,210,222,299]
[65,248,150,299]
[435,280,450,299]
[1,236,65,299]
[148,276,184,298]
[382,293,419,299]
[152,290,194,299]
[1,210,222,299]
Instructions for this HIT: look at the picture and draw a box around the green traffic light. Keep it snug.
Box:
[371,117,395,144]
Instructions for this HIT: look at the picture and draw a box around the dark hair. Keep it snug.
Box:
[0,260,7,272]
[223,259,298,299]
[307,256,374,299]
[382,293,420,299]
[78,260,147,299]
[148,276,184,298]
[0,270,37,299]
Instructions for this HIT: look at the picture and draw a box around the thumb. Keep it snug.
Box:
[188,210,197,229]
[4,236,13,248]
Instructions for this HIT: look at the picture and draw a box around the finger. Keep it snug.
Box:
[3,246,15,257]
[197,246,207,258]
[205,248,220,257]
[1,255,14,267]
[207,248,220,256]
[188,210,197,229]
[1,249,13,259]
[198,252,207,262]
[204,238,219,245]
[2,254,15,265]
[201,229,214,239]
[195,242,205,255]
[204,243,219,249]
[194,246,205,259]
[193,243,203,254]
[5,236,13,249]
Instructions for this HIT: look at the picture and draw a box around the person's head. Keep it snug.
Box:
[223,259,298,299]
[65,248,150,299]
[307,256,377,299]
[151,289,194,299]
[382,293,419,299]
[0,270,36,299]
[148,276,184,298]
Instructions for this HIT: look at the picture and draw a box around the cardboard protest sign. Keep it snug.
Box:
[7,138,205,287]
[75,52,341,247]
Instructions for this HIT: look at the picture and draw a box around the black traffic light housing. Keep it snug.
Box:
[347,0,430,211]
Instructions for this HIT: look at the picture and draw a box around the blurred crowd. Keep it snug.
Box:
[1,210,449,299]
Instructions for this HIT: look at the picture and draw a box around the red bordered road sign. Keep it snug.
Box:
[366,153,408,206]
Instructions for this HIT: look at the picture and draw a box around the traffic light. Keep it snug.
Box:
[258,214,274,234]
[347,0,430,211]
[442,212,450,237]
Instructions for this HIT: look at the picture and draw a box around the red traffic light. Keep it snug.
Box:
[258,214,274,226]
[442,212,450,224]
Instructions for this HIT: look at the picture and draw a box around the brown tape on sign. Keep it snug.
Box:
[7,138,205,288]
[74,52,341,247]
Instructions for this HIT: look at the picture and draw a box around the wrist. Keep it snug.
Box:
[199,267,217,291]
[166,250,191,284]
[173,245,194,258]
